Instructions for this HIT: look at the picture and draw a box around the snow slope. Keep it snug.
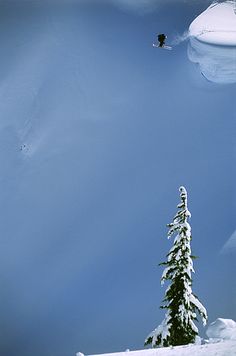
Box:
[189,1,236,45]
[83,319,236,356]
[86,340,236,356]
[1,2,236,356]
[222,230,236,253]
[188,37,236,84]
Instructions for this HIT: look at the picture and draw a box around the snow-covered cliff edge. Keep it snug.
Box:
[189,1,236,45]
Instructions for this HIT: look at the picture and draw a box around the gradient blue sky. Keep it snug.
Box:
[0,1,235,356]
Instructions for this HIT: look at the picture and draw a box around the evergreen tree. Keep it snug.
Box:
[145,186,207,348]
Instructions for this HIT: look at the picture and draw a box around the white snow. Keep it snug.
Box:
[189,1,236,45]
[206,318,236,341]
[188,36,236,84]
[145,313,171,347]
[85,339,236,356]
[189,295,207,326]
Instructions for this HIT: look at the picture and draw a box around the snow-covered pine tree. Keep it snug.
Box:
[145,186,207,348]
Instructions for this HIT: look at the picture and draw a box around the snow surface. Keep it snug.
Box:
[188,37,236,84]
[83,319,236,356]
[189,1,236,45]
[85,340,236,356]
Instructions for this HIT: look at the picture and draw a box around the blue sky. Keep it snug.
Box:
[0,1,235,356]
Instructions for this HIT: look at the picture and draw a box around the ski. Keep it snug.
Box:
[152,43,172,50]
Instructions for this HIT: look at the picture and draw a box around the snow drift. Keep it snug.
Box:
[206,318,236,341]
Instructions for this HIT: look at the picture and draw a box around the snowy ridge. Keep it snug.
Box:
[87,340,236,356]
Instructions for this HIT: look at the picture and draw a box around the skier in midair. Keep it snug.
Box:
[157,34,167,48]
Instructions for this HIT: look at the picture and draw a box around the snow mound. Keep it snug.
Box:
[206,318,236,340]
[189,1,236,45]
